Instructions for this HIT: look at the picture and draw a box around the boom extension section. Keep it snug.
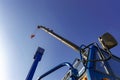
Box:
[37,25,83,53]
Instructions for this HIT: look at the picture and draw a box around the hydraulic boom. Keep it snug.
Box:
[36,25,83,53]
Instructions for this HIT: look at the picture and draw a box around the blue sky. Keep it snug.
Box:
[0,0,120,80]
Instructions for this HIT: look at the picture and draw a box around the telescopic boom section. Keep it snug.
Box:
[37,25,82,53]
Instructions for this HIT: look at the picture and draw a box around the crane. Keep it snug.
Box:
[26,25,120,80]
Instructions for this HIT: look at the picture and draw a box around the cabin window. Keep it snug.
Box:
[107,55,120,78]
[95,48,120,79]
[95,51,107,74]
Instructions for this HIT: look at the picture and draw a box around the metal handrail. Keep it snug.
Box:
[37,62,78,80]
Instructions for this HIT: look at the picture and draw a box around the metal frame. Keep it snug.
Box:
[37,62,78,80]
[26,47,45,80]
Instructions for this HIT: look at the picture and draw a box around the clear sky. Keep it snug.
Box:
[0,0,120,80]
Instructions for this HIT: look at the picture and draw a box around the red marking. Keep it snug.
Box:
[31,34,35,39]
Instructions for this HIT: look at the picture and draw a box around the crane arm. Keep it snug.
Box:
[37,25,83,53]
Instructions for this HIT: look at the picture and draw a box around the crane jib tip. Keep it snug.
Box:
[37,25,44,29]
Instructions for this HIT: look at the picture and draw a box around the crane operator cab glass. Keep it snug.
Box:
[62,32,120,80]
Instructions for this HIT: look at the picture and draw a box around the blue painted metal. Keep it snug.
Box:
[25,47,45,80]
[86,45,113,80]
[87,45,96,68]
[38,62,78,80]
[86,45,97,80]
[84,45,120,80]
